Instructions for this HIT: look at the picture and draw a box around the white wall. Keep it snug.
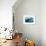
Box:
[13,0,46,46]
[0,0,17,30]
[13,0,41,46]
[41,0,46,46]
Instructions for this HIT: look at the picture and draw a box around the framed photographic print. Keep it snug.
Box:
[23,15,35,24]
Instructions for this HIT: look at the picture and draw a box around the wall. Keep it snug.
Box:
[0,0,16,30]
[41,0,46,46]
[13,0,41,46]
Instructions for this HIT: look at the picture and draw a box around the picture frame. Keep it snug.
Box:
[23,15,35,24]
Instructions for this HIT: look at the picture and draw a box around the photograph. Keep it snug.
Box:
[23,16,35,24]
